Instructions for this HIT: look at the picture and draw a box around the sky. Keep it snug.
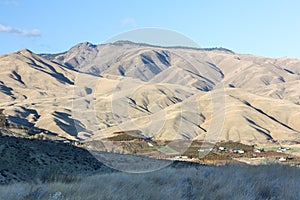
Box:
[0,0,300,58]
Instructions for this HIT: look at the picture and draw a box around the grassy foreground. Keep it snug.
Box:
[0,164,299,200]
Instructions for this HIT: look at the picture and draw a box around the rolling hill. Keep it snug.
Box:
[0,41,299,147]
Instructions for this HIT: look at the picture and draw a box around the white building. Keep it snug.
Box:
[174,155,188,159]
[233,149,245,154]
[147,142,154,147]
[278,157,287,162]
[254,149,261,153]
[218,147,226,151]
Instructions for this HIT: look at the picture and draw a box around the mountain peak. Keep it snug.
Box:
[11,49,37,59]
[74,42,97,49]
[17,49,33,54]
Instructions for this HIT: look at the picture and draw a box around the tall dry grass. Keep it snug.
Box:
[0,164,299,200]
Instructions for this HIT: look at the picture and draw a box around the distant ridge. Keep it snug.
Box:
[39,40,234,59]
[107,40,235,54]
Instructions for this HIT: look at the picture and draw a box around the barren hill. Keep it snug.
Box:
[0,42,299,146]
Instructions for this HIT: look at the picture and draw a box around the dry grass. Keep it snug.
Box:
[0,164,299,200]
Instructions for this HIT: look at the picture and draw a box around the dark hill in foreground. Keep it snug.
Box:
[0,134,113,185]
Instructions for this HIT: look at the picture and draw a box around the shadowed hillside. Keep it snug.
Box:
[0,134,114,185]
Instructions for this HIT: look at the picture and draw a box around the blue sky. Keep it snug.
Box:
[0,0,300,58]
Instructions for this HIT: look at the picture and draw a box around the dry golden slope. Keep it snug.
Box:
[0,49,76,139]
[0,43,300,145]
